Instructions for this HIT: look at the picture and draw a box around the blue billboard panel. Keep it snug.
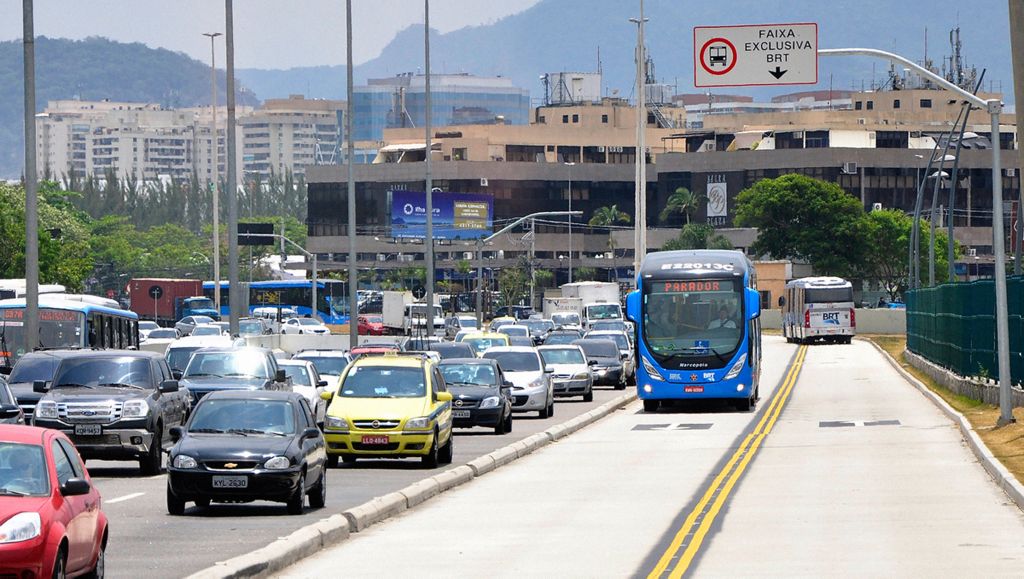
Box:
[390,190,493,240]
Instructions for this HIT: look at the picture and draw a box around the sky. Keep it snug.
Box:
[0,0,542,69]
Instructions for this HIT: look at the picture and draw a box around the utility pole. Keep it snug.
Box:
[22,0,39,353]
[225,0,240,336]
[630,0,648,281]
[346,0,359,347]
[566,162,575,283]
[1010,0,1024,273]
[203,31,222,314]
[424,0,435,337]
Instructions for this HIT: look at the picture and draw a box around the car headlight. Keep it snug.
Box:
[405,417,431,430]
[724,353,748,380]
[35,400,58,420]
[325,416,349,430]
[573,372,590,380]
[122,399,149,419]
[0,512,41,544]
[264,456,291,470]
[479,396,501,409]
[528,377,546,389]
[642,356,665,381]
[172,455,197,469]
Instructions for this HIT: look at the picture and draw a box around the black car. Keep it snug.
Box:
[544,330,584,346]
[166,390,327,515]
[429,342,475,360]
[574,338,626,389]
[0,376,24,424]
[178,347,291,405]
[522,319,555,345]
[494,305,536,320]
[402,337,446,351]
[32,349,189,474]
[438,358,513,434]
[5,350,72,420]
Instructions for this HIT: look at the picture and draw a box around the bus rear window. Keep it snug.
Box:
[804,288,853,303]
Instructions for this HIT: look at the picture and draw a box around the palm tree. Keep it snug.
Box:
[659,187,704,225]
[589,205,631,281]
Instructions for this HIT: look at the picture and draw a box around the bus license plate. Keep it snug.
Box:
[211,476,248,489]
[361,435,390,445]
[453,410,471,418]
[684,386,704,393]
[74,424,102,436]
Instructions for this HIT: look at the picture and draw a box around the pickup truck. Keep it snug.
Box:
[32,349,189,475]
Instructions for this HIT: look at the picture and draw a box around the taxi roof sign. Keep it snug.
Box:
[694,23,818,88]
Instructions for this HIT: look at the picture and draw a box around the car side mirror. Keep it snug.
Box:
[171,370,183,380]
[33,380,47,393]
[317,380,328,387]
[544,367,554,374]
[275,369,287,382]
[158,380,179,393]
[503,380,514,388]
[319,390,334,401]
[0,404,20,418]
[437,391,453,402]
[60,477,91,497]
[588,360,599,366]
[169,425,184,442]
[301,426,321,439]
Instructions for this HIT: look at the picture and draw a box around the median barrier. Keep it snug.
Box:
[431,465,474,493]
[342,491,408,532]
[398,478,441,508]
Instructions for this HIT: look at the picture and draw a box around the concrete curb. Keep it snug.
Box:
[868,340,1024,512]
[186,391,637,579]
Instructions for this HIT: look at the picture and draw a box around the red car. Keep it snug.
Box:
[0,425,107,578]
[358,315,385,336]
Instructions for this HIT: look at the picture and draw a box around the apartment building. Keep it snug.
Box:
[238,95,344,180]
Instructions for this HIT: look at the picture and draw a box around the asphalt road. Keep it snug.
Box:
[90,385,630,579]
[283,337,1024,578]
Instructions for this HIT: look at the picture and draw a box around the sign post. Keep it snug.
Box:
[694,23,818,88]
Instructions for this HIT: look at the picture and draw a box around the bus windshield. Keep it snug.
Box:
[0,308,84,365]
[642,279,743,365]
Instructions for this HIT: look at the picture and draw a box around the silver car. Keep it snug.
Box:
[482,346,554,418]
[538,344,593,402]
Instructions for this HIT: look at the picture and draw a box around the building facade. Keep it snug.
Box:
[239,95,344,180]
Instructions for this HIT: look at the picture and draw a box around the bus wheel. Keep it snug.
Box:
[643,400,659,413]
[735,396,753,412]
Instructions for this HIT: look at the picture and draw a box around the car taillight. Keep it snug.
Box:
[804,309,810,328]
[850,308,856,328]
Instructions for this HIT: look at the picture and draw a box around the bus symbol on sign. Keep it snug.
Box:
[709,46,728,66]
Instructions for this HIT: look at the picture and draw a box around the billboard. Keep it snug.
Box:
[390,190,493,240]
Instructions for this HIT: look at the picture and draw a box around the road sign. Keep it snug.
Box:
[694,23,817,88]
[148,285,164,300]
[412,286,426,300]
[238,222,275,246]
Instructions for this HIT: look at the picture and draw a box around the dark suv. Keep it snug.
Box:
[177,347,291,406]
[32,349,189,474]
[6,350,79,420]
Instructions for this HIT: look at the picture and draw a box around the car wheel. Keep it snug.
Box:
[504,412,513,433]
[341,455,358,464]
[308,468,327,509]
[583,390,594,403]
[140,425,163,475]
[614,377,627,390]
[166,484,185,516]
[286,472,306,515]
[493,416,505,435]
[52,547,67,579]
[643,399,659,413]
[84,539,105,579]
[439,433,454,464]
[421,432,440,468]
[326,454,339,468]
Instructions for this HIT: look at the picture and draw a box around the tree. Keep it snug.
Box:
[659,187,704,225]
[497,268,528,308]
[574,266,598,281]
[589,204,631,282]
[734,174,872,277]
[661,223,734,251]
[861,209,956,301]
[534,269,555,288]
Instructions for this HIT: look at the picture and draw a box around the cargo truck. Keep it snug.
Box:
[557,282,624,330]
[127,278,221,325]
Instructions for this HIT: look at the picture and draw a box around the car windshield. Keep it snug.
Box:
[457,318,478,329]
[148,329,178,339]
[544,333,579,346]
[167,347,200,373]
[8,355,59,383]
[190,316,214,325]
[591,333,629,350]
[523,320,554,333]
[191,326,222,336]
[540,348,586,365]
[551,313,580,326]
[189,399,296,435]
[238,321,264,335]
[139,321,160,331]
[482,351,541,372]
[0,443,49,496]
[365,316,383,324]
[591,321,626,332]
[576,340,619,358]
[296,355,349,376]
[464,337,507,354]
[184,351,270,379]
[298,318,322,326]
[339,366,425,398]
[281,365,312,386]
[430,344,474,359]
[405,338,442,351]
[498,326,529,337]
[52,357,152,389]
[440,363,496,387]
[587,304,621,320]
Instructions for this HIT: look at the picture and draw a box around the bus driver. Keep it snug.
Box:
[707,306,737,329]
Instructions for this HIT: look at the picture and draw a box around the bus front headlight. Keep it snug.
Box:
[724,353,748,380]
[641,357,664,381]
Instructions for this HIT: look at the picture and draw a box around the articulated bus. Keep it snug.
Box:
[0,296,139,370]
[781,276,855,344]
[203,280,350,324]
[626,250,762,413]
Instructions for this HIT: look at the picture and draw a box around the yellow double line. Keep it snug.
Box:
[647,344,809,579]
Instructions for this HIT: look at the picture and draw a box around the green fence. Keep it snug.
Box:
[906,276,1024,383]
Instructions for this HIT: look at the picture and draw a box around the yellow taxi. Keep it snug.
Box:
[461,332,511,357]
[320,352,454,467]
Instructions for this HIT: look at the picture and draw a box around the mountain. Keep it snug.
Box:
[0,36,258,178]
[240,0,1015,105]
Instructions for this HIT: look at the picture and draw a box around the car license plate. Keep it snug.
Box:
[361,435,390,445]
[684,386,704,393]
[211,476,248,489]
[74,424,102,436]
[452,410,471,418]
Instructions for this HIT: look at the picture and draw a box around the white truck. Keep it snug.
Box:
[559,282,624,330]
[382,291,413,335]
[403,302,445,336]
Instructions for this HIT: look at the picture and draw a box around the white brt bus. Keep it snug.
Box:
[781,276,855,344]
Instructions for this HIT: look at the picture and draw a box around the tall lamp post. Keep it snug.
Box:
[423,0,435,338]
[22,0,39,353]
[565,162,576,283]
[203,32,222,313]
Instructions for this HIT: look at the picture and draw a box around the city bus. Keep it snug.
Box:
[203,280,350,324]
[625,250,762,413]
[0,295,140,370]
[781,276,855,345]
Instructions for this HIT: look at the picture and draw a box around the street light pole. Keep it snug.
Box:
[345,0,358,347]
[225,0,240,336]
[566,161,575,283]
[203,31,222,314]
[423,0,435,338]
[630,0,648,281]
[22,0,39,352]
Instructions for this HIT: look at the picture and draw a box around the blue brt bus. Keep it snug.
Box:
[626,250,762,412]
[203,280,350,324]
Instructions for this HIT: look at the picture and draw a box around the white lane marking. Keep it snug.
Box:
[106,492,145,504]
[146,475,165,480]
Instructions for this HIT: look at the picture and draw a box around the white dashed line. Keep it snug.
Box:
[106,492,145,504]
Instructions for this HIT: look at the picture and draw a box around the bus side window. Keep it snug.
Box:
[88,315,99,347]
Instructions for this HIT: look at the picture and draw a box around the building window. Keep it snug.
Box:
[893,99,901,109]
[854,101,863,110]
[866,101,874,110]
[601,114,609,124]
[452,147,467,161]
[562,115,569,124]
[538,116,546,124]
[572,114,579,123]
[920,99,932,108]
